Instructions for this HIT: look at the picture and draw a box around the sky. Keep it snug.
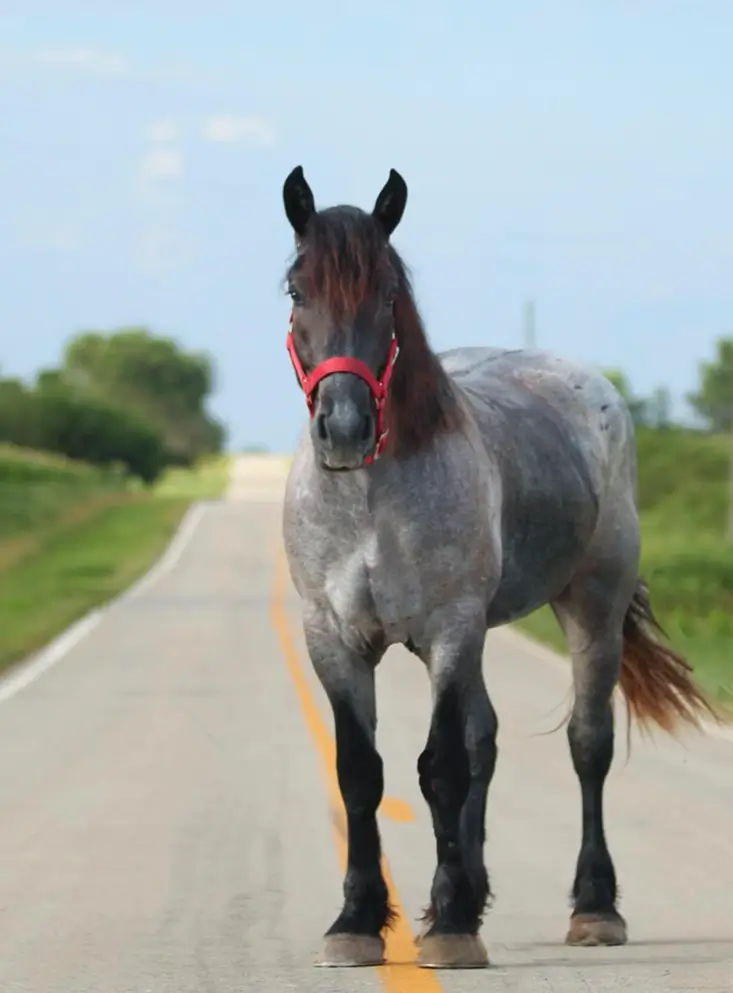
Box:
[1,2,732,452]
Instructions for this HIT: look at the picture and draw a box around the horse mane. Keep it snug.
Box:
[286,206,465,458]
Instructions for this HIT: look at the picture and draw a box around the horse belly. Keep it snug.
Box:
[486,573,564,628]
[486,515,594,628]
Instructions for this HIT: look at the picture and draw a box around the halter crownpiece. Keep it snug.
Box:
[285,311,400,464]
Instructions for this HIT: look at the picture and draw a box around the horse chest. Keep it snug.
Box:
[323,529,425,640]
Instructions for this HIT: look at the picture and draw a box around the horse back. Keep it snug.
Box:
[439,346,636,625]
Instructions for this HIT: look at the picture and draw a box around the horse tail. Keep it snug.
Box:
[618,579,725,734]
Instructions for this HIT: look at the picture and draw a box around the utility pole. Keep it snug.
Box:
[523,298,536,350]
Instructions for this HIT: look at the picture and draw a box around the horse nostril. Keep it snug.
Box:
[316,413,329,442]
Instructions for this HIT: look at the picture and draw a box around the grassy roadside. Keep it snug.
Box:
[515,574,732,705]
[514,428,733,704]
[0,449,231,676]
[515,604,731,705]
[150,455,231,500]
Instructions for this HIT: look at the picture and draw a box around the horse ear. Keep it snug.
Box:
[372,168,408,237]
[283,165,316,237]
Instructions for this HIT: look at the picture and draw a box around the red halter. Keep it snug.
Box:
[285,311,400,464]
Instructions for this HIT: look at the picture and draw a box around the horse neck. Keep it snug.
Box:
[387,315,463,460]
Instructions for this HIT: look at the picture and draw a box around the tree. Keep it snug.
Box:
[0,375,168,482]
[34,384,168,482]
[645,386,672,429]
[687,337,733,433]
[687,337,733,541]
[60,327,226,465]
[602,369,649,427]
[0,377,36,448]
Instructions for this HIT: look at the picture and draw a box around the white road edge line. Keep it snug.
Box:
[493,624,733,745]
[117,502,209,605]
[0,501,209,707]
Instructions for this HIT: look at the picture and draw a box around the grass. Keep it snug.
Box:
[0,447,231,675]
[0,443,126,544]
[514,427,733,703]
[152,454,232,500]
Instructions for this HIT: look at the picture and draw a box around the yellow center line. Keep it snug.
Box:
[270,553,444,992]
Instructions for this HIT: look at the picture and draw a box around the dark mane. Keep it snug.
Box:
[385,252,465,458]
[285,206,465,458]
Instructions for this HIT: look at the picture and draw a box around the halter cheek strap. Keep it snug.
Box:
[285,312,400,464]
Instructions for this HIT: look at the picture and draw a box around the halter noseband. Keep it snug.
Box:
[285,312,400,464]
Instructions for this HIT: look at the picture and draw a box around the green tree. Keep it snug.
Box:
[0,375,167,482]
[645,386,672,429]
[60,327,226,465]
[687,337,733,432]
[686,337,733,541]
[602,369,649,427]
[0,377,36,448]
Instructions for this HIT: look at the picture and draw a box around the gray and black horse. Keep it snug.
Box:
[280,165,720,969]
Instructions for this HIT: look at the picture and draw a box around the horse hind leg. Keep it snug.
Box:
[552,541,726,947]
[551,554,638,948]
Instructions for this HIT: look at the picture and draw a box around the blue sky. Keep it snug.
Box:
[1,2,731,451]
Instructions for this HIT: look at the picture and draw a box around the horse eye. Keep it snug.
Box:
[288,286,304,306]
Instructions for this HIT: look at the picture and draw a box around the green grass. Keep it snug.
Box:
[0,448,231,675]
[152,453,231,500]
[514,427,733,703]
[0,443,127,543]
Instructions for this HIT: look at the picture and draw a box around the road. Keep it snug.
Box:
[0,455,731,992]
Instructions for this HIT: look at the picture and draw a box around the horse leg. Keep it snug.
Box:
[552,563,637,947]
[304,621,392,967]
[416,615,496,969]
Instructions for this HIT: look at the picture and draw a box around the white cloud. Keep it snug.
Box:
[137,119,184,208]
[202,114,275,148]
[34,47,128,76]
[147,119,179,144]
[140,147,184,184]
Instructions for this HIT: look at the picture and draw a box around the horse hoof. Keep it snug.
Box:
[315,933,385,967]
[565,912,628,947]
[416,933,490,969]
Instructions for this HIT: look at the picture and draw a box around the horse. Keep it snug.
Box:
[278,165,721,970]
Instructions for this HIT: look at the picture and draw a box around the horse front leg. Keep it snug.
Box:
[416,609,497,969]
[304,618,393,967]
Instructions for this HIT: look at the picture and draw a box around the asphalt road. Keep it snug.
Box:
[0,455,731,992]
